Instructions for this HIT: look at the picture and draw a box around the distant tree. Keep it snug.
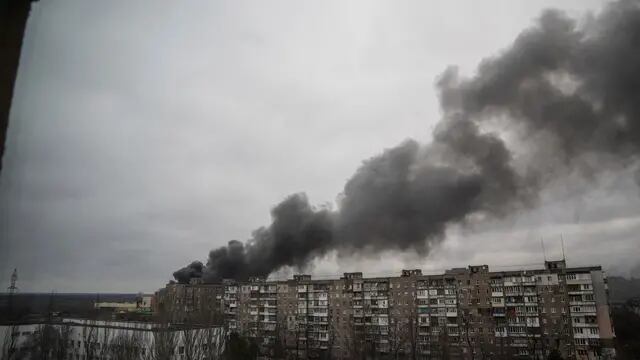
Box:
[147,323,177,360]
[109,330,144,360]
[612,303,640,360]
[547,348,563,360]
[25,323,71,360]
[95,323,113,359]
[272,322,287,359]
[81,320,99,359]
[181,326,204,360]
[437,325,451,360]
[201,326,225,360]
[225,332,258,360]
[460,311,475,360]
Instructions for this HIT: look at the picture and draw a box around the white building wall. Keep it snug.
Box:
[1,318,224,359]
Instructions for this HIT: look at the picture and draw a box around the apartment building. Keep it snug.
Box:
[154,278,224,324]
[223,279,239,332]
[160,260,614,359]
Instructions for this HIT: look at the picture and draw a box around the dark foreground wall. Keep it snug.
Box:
[0,0,35,172]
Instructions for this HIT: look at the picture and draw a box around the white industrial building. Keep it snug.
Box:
[1,318,224,359]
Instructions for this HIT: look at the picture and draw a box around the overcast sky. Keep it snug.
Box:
[2,0,638,293]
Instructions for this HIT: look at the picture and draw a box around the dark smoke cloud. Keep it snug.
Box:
[172,261,204,283]
[175,0,640,283]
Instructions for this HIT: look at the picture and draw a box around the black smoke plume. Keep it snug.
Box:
[173,261,203,283]
[174,0,640,283]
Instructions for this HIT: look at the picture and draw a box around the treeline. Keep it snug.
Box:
[0,293,138,322]
[612,299,640,360]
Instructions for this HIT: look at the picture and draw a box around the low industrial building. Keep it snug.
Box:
[0,318,225,359]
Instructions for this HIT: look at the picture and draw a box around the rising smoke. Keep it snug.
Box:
[174,0,640,283]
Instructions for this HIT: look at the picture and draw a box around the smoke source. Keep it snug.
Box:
[174,0,640,283]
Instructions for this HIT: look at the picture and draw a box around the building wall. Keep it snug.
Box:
[155,281,224,324]
[1,319,224,359]
[166,260,615,360]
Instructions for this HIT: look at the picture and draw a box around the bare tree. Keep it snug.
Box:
[55,324,72,360]
[109,329,145,360]
[95,322,113,359]
[272,318,288,360]
[1,324,19,359]
[437,325,451,360]
[389,319,411,359]
[199,309,226,360]
[148,323,178,360]
[345,320,366,360]
[202,326,225,360]
[181,326,204,360]
[460,311,475,360]
[408,317,418,360]
[25,323,71,360]
[81,320,99,359]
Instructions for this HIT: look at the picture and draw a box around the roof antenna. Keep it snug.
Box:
[561,234,566,263]
[541,238,547,262]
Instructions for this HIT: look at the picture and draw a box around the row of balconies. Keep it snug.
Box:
[568,289,594,295]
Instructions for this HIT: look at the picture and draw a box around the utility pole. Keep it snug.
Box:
[3,269,19,360]
[7,268,17,293]
[6,268,18,319]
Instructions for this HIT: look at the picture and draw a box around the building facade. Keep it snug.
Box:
[159,260,615,359]
[154,279,225,324]
[0,318,225,359]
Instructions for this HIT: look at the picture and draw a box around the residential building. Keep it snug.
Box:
[154,278,224,324]
[160,260,615,359]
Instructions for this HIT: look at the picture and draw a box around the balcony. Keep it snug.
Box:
[568,290,593,295]
[573,322,599,328]
[569,300,596,307]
